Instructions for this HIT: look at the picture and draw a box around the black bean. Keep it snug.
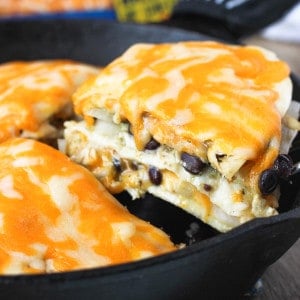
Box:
[216,154,226,163]
[272,154,293,180]
[148,166,162,185]
[145,138,160,150]
[259,169,279,195]
[181,152,205,175]
[112,157,122,173]
[203,184,212,192]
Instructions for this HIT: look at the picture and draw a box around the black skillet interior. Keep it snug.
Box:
[0,19,299,300]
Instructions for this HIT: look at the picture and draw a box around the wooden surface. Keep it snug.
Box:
[256,239,300,299]
[243,35,300,300]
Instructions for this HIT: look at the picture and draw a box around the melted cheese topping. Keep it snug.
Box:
[0,0,112,15]
[0,138,175,274]
[0,60,99,143]
[73,41,292,179]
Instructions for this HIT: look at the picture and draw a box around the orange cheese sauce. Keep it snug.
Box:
[0,138,175,274]
[0,60,98,143]
[0,0,112,15]
[74,41,290,172]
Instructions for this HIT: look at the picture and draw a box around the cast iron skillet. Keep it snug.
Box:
[0,19,299,300]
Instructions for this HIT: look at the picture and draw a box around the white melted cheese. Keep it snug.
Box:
[47,173,82,212]
[12,157,41,168]
[65,111,278,232]
[0,213,4,233]
[111,222,136,246]
[0,175,23,200]
[7,139,35,156]
[14,71,67,91]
